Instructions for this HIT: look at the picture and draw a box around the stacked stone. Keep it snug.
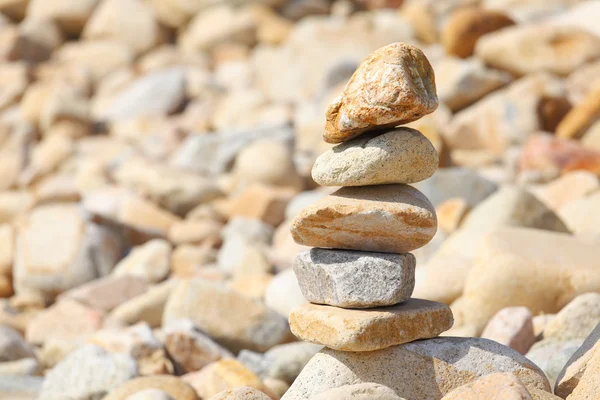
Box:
[286,43,454,354]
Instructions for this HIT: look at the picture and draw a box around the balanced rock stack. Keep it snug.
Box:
[286,43,453,364]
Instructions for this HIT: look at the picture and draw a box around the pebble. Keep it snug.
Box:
[263,268,306,318]
[566,345,600,400]
[555,322,600,398]
[290,184,437,253]
[39,344,138,400]
[106,280,175,328]
[162,278,293,353]
[282,337,550,400]
[481,307,536,355]
[543,292,600,342]
[112,239,171,284]
[0,375,43,400]
[311,383,405,400]
[0,324,34,361]
[531,170,599,211]
[289,299,453,352]
[163,319,233,374]
[293,248,415,308]
[103,375,198,400]
[451,227,600,333]
[323,42,438,144]
[312,128,438,186]
[182,359,271,400]
[208,386,271,400]
[59,275,148,312]
[525,339,584,387]
[556,81,600,140]
[475,24,600,76]
[125,389,175,400]
[441,373,533,400]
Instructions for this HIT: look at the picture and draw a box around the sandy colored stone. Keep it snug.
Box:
[264,268,306,318]
[559,192,600,236]
[451,227,600,333]
[282,337,550,400]
[555,323,600,398]
[60,275,147,312]
[544,293,600,342]
[312,383,405,400]
[475,25,600,77]
[225,184,295,226]
[460,186,569,234]
[112,239,171,284]
[289,299,453,352]
[168,219,223,245]
[103,376,198,400]
[27,0,98,36]
[208,387,272,400]
[291,185,437,253]
[182,359,271,400]
[531,171,599,211]
[293,248,415,308]
[441,373,532,400]
[556,82,600,140]
[436,197,470,234]
[566,346,600,400]
[26,300,103,345]
[435,57,513,112]
[89,323,173,376]
[323,42,438,144]
[163,319,233,374]
[126,389,174,400]
[442,7,515,58]
[312,128,438,186]
[107,280,176,328]
[163,279,292,353]
[481,307,536,354]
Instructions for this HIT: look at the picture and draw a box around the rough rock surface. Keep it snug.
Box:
[323,42,438,144]
[291,184,437,253]
[441,373,532,400]
[312,128,438,186]
[289,299,453,351]
[293,248,415,308]
[311,383,405,400]
[281,337,551,400]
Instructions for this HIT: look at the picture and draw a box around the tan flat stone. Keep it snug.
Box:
[290,185,437,253]
[289,299,453,352]
[323,42,438,144]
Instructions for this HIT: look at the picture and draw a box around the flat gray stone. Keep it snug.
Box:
[281,337,550,400]
[293,249,415,308]
[311,128,438,186]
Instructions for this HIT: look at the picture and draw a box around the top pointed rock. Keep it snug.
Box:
[324,43,438,144]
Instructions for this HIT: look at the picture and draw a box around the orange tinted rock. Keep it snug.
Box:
[442,7,515,58]
[441,373,532,400]
[556,82,600,139]
[323,43,438,144]
[291,185,437,253]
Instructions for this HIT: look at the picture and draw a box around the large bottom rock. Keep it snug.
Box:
[281,337,551,400]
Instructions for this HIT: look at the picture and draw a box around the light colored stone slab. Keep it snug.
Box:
[289,299,453,352]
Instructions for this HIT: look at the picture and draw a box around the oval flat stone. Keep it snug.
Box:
[293,249,415,309]
[290,185,437,253]
[324,42,438,144]
[289,299,453,352]
[312,128,438,186]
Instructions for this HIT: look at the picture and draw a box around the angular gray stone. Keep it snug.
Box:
[0,324,35,362]
[543,292,600,342]
[39,344,138,400]
[525,339,584,386]
[281,337,551,400]
[311,128,438,187]
[293,249,415,308]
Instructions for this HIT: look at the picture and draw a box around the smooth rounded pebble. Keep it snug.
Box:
[290,184,437,253]
[324,42,438,143]
[281,337,551,400]
[103,375,199,400]
[289,299,453,352]
[311,383,406,400]
[293,248,415,308]
[208,386,271,400]
[312,128,438,186]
